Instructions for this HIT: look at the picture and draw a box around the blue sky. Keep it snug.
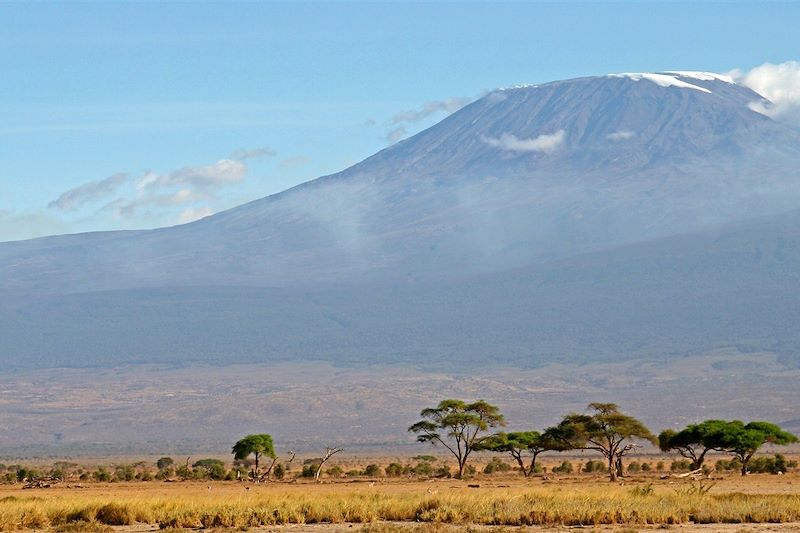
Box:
[1,1,799,241]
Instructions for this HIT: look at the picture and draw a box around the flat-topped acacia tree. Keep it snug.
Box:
[476,431,562,477]
[408,399,505,479]
[545,403,656,481]
[232,434,276,481]
[711,421,797,476]
[658,419,728,469]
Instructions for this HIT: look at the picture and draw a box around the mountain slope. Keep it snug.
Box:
[2,208,800,370]
[2,72,800,295]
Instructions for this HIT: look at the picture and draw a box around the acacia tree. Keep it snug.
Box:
[658,419,728,469]
[711,421,797,476]
[232,434,276,481]
[408,399,505,479]
[545,403,656,481]
[476,431,559,477]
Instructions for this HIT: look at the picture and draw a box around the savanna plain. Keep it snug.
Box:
[3,458,800,533]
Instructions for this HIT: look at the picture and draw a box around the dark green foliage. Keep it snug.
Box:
[326,465,344,478]
[482,457,512,474]
[412,461,433,477]
[409,399,505,479]
[272,463,285,480]
[708,421,797,475]
[192,459,226,480]
[434,464,451,478]
[113,464,136,482]
[640,462,652,472]
[412,455,437,462]
[715,458,742,472]
[670,460,692,472]
[156,457,174,470]
[477,430,558,477]
[583,460,607,473]
[745,454,791,474]
[545,403,655,481]
[364,464,382,477]
[385,463,404,477]
[658,420,729,469]
[627,461,641,473]
[552,461,574,474]
[93,467,111,482]
[301,463,320,478]
[232,434,276,479]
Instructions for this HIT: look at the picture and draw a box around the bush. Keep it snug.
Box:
[344,469,360,477]
[93,467,112,482]
[301,463,320,478]
[155,467,174,480]
[552,461,574,474]
[192,459,226,480]
[326,465,344,478]
[434,465,451,478]
[483,457,512,474]
[655,461,665,472]
[364,464,382,477]
[641,462,652,472]
[412,462,433,477]
[627,461,641,473]
[156,457,174,470]
[175,464,192,480]
[715,458,742,472]
[272,463,285,480]
[113,464,136,482]
[583,460,606,473]
[385,463,404,477]
[747,454,790,474]
[670,460,692,472]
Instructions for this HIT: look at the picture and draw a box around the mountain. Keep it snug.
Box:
[2,71,800,371]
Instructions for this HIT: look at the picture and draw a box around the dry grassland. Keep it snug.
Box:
[0,474,799,532]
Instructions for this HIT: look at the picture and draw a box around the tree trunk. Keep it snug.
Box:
[254,452,260,482]
[741,455,750,476]
[456,459,466,479]
[608,455,617,481]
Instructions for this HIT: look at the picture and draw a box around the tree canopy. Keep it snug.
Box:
[658,419,728,469]
[710,421,797,475]
[476,430,560,477]
[544,403,655,481]
[408,399,505,479]
[232,434,276,479]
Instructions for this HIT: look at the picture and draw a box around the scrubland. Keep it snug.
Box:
[1,473,800,532]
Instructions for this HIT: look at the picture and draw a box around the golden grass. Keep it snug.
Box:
[0,481,798,531]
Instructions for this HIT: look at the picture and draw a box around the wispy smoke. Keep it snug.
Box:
[384,96,473,143]
[481,130,566,154]
[229,147,277,161]
[48,173,129,211]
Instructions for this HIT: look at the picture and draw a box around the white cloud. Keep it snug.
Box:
[229,147,277,161]
[481,130,566,154]
[137,159,247,191]
[177,206,214,224]
[607,130,635,141]
[48,172,129,211]
[732,61,800,125]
